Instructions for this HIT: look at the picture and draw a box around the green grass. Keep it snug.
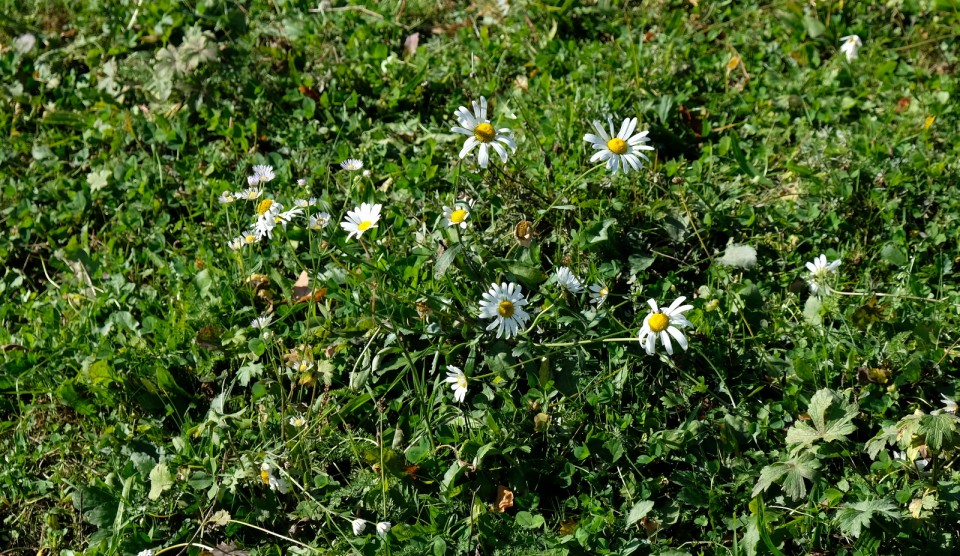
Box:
[2,0,960,554]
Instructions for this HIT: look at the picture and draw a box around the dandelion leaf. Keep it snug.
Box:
[835,498,898,539]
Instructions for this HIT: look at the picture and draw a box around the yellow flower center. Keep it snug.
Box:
[357,220,372,231]
[244,234,256,244]
[474,122,496,143]
[600,287,608,297]
[260,470,271,484]
[498,300,515,318]
[648,312,670,333]
[457,375,468,388]
[257,199,274,215]
[606,137,628,155]
[450,209,468,223]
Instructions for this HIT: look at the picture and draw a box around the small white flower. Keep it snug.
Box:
[289,415,307,427]
[340,203,382,240]
[445,366,469,403]
[554,267,584,294]
[840,35,862,62]
[637,297,694,356]
[376,521,392,537]
[252,165,276,183]
[936,394,957,415]
[251,315,272,329]
[451,96,516,168]
[310,212,331,230]
[239,187,263,200]
[478,282,530,339]
[247,175,260,186]
[274,207,303,230]
[254,215,278,241]
[340,158,364,171]
[442,204,470,229]
[352,518,368,535]
[297,178,307,186]
[288,359,314,374]
[137,550,154,556]
[260,462,289,494]
[589,284,609,307]
[228,236,244,250]
[218,190,236,204]
[805,254,841,296]
[362,169,372,178]
[583,117,654,174]
[241,231,258,246]
[294,198,318,209]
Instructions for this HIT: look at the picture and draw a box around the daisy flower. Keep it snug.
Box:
[239,187,263,201]
[445,366,469,403]
[478,282,530,339]
[240,231,258,246]
[296,178,307,186]
[227,237,244,250]
[637,296,694,356]
[554,267,584,294]
[294,198,318,209]
[259,462,290,494]
[352,518,367,535]
[589,284,609,307]
[274,207,303,230]
[251,315,272,329]
[840,35,862,62]
[252,165,276,183]
[246,175,260,186]
[442,204,470,229]
[289,415,307,427]
[340,158,364,171]
[583,117,654,174]
[218,191,236,204]
[309,212,331,230]
[805,254,841,296]
[376,522,392,537]
[936,394,957,415]
[288,359,314,374]
[340,202,382,240]
[451,96,516,168]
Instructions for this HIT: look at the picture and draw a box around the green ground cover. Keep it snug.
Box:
[2,0,960,554]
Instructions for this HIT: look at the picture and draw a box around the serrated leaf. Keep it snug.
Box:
[148,462,174,500]
[626,500,654,528]
[835,498,898,539]
[920,413,957,450]
[236,362,264,387]
[752,452,820,501]
[785,389,857,452]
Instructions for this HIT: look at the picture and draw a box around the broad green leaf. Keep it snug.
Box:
[835,498,898,539]
[920,413,957,450]
[752,452,820,501]
[864,424,898,460]
[236,362,264,387]
[785,389,857,452]
[148,462,174,500]
[515,511,545,529]
[626,500,654,528]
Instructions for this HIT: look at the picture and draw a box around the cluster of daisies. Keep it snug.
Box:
[224,96,845,409]
[452,96,654,175]
[219,163,386,249]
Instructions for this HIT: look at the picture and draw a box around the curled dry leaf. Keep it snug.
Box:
[494,485,514,512]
